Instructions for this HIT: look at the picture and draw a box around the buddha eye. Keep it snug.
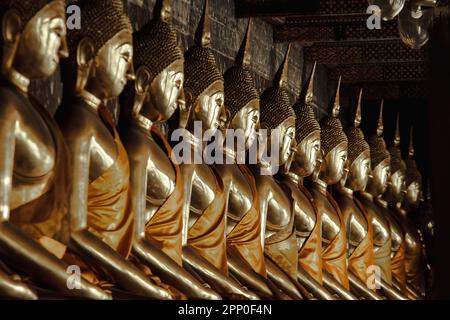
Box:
[175,79,182,89]
[121,52,131,63]
[52,24,65,38]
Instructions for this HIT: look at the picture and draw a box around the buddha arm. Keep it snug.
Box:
[179,165,256,300]
[0,116,15,222]
[0,265,37,300]
[340,202,384,300]
[64,132,171,300]
[128,156,220,300]
[378,278,408,300]
[296,266,336,300]
[259,182,304,300]
[322,271,357,300]
[0,114,108,300]
[347,272,383,300]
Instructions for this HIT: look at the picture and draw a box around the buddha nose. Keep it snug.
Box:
[126,62,136,81]
[59,36,69,58]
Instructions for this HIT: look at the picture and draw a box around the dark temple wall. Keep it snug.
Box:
[29,0,332,119]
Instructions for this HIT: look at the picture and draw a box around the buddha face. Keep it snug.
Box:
[192,80,224,131]
[142,59,184,121]
[369,158,391,195]
[320,142,348,185]
[89,30,134,99]
[230,99,260,150]
[276,117,296,167]
[405,181,421,207]
[13,1,68,79]
[388,169,406,203]
[292,131,321,177]
[346,151,371,192]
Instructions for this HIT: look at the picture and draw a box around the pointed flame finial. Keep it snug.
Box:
[154,0,172,23]
[376,99,384,136]
[331,76,341,117]
[394,112,401,147]
[236,19,252,67]
[408,126,415,158]
[304,61,317,106]
[274,44,291,88]
[194,0,211,48]
[354,88,363,127]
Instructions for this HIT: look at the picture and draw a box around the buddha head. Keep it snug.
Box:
[259,45,296,171]
[344,89,371,192]
[404,127,423,208]
[290,62,321,178]
[224,19,260,151]
[184,0,224,133]
[122,0,184,123]
[1,0,68,82]
[63,0,134,100]
[366,100,391,196]
[317,77,348,186]
[384,113,407,204]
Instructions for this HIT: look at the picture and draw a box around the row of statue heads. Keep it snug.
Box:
[0,0,431,301]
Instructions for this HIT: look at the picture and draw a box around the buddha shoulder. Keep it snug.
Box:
[215,164,254,219]
[56,103,116,152]
[123,127,176,202]
[260,176,292,229]
[288,185,316,234]
[0,87,56,177]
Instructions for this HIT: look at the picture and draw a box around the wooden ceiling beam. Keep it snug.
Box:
[234,0,319,18]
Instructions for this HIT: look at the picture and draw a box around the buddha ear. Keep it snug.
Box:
[1,9,22,72]
[76,37,95,92]
[135,66,151,96]
[2,9,22,44]
[77,37,95,69]
[223,108,232,128]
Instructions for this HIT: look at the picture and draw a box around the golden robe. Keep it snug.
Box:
[357,195,393,285]
[10,90,69,248]
[187,166,228,275]
[264,202,298,281]
[283,181,323,284]
[349,198,375,285]
[86,107,135,259]
[226,164,267,277]
[144,126,183,266]
[322,192,350,290]
[391,241,407,293]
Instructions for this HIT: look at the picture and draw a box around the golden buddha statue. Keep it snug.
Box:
[355,102,407,299]
[333,90,383,300]
[376,113,408,294]
[55,0,172,299]
[214,19,282,300]
[279,63,335,300]
[247,45,308,300]
[177,0,257,300]
[117,0,220,300]
[406,165,432,295]
[402,129,427,296]
[383,122,424,298]
[304,78,357,300]
[0,0,108,299]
